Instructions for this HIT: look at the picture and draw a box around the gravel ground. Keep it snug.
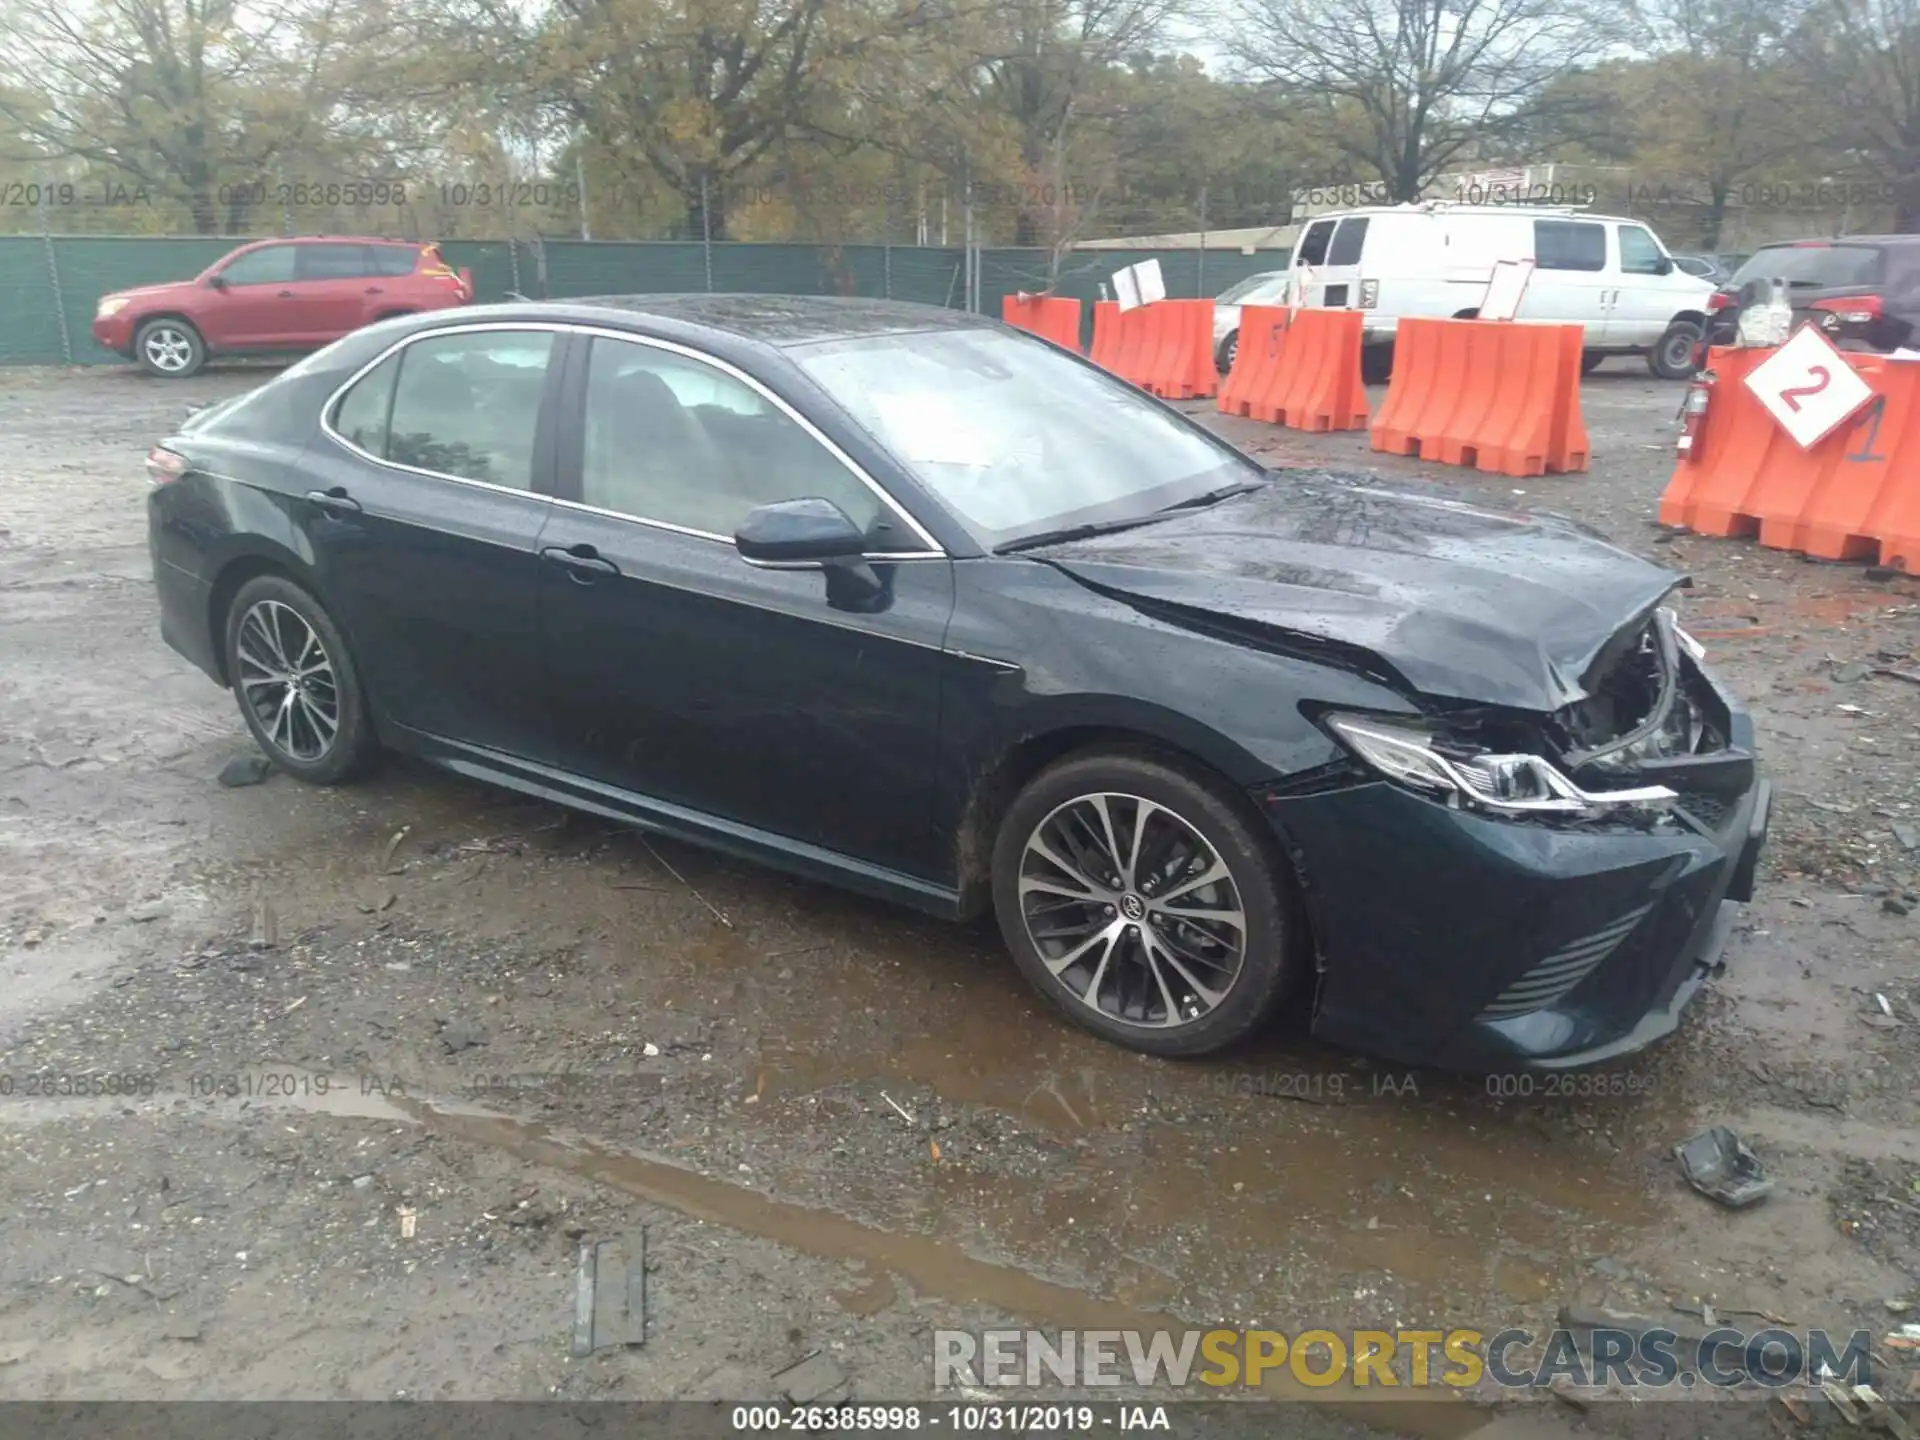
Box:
[1,356,1916,1436]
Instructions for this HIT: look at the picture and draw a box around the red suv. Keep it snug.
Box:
[93,236,473,378]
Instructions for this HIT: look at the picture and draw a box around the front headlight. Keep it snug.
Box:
[96,297,129,318]
[1323,713,1678,817]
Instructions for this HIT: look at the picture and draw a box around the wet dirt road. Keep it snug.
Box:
[1,361,1916,1434]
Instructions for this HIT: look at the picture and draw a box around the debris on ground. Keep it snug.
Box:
[216,754,273,787]
[1675,1126,1775,1208]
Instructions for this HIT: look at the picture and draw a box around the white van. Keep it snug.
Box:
[1283,203,1714,380]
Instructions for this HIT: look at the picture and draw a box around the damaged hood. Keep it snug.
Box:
[1032,472,1683,711]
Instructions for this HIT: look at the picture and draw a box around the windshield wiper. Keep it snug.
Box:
[995,515,1169,553]
[1157,478,1268,512]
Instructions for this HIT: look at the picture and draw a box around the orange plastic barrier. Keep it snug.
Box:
[1001,293,1083,352]
[1659,345,1920,570]
[1234,307,1368,431]
[1089,301,1123,370]
[1218,305,1292,417]
[1088,300,1216,398]
[1370,318,1588,476]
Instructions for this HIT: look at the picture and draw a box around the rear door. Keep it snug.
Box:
[1289,218,1337,304]
[1520,218,1612,343]
[198,243,302,348]
[1313,215,1370,309]
[295,324,565,758]
[289,242,382,341]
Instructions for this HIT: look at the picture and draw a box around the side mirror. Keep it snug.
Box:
[734,497,867,564]
[206,273,228,290]
[1654,256,1674,276]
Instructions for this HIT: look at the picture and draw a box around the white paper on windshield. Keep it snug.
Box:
[1480,258,1533,321]
[1113,265,1142,311]
[866,392,997,466]
[1134,258,1166,304]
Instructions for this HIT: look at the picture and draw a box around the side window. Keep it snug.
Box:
[1533,221,1606,272]
[297,244,376,281]
[371,246,424,277]
[1327,216,1369,266]
[580,337,894,543]
[1617,225,1665,276]
[1295,219,1336,267]
[385,330,555,488]
[216,245,298,286]
[331,351,401,454]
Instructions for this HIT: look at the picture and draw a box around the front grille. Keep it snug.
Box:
[1478,904,1654,1020]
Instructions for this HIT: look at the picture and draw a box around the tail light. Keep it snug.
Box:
[147,446,188,485]
[1707,292,1735,314]
[1676,373,1714,458]
[1810,294,1882,327]
[458,266,474,302]
[1358,279,1379,309]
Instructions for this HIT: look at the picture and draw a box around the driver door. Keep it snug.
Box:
[534,333,956,880]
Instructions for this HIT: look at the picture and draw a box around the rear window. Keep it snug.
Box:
[1295,219,1335,266]
[1729,244,1882,289]
[1327,216,1369,265]
[371,246,423,277]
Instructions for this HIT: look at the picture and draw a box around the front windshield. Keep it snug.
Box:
[1216,271,1285,304]
[790,326,1261,548]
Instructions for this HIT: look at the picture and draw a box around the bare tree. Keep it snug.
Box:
[0,0,416,233]
[1795,0,1920,229]
[1227,0,1626,201]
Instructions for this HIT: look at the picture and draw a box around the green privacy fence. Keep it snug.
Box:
[0,235,1286,367]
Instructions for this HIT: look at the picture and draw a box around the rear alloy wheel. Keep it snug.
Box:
[1650,322,1703,379]
[223,575,375,784]
[992,751,1298,1056]
[135,318,206,378]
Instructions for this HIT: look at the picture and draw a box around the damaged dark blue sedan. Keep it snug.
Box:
[145,296,1770,1070]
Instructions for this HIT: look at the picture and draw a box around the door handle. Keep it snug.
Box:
[364,286,384,295]
[278,289,297,298]
[540,543,621,582]
[304,486,362,514]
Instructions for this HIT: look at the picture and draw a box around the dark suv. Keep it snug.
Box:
[1700,236,1920,356]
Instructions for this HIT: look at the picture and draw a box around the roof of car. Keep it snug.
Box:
[489,294,1000,346]
[1754,235,1920,248]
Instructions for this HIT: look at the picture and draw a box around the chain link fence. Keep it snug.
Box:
[0,235,1285,367]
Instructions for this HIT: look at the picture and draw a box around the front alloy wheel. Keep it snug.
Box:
[1019,793,1247,1027]
[992,751,1297,1056]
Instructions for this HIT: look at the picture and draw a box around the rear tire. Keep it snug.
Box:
[991,749,1300,1057]
[135,318,206,378]
[1581,351,1607,375]
[1216,330,1239,374]
[223,575,376,785]
[1361,344,1393,384]
[1650,322,1703,379]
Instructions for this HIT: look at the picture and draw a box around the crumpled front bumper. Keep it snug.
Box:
[1262,681,1769,1073]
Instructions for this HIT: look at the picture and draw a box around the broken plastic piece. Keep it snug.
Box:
[1675,1126,1774,1208]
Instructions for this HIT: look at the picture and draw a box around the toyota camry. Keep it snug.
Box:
[145,296,1770,1069]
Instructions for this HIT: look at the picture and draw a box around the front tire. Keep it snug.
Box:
[991,749,1300,1057]
[223,575,376,784]
[135,318,206,378]
[1216,330,1239,374]
[1650,322,1703,379]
